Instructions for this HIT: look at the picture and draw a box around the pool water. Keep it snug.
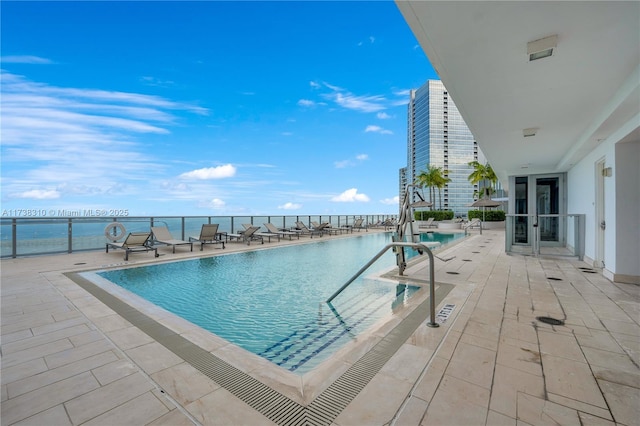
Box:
[97,232,463,374]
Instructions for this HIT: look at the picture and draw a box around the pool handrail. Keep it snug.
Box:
[326,241,441,328]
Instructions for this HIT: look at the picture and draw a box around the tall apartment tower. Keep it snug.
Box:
[404,80,486,216]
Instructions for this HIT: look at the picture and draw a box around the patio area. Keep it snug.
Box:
[1,228,638,425]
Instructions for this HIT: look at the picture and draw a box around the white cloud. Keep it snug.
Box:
[380,196,400,205]
[376,112,391,119]
[369,36,376,43]
[334,154,368,169]
[278,202,302,210]
[0,71,208,202]
[364,125,393,135]
[331,188,370,202]
[208,198,226,209]
[15,189,61,199]
[179,164,236,180]
[309,81,321,89]
[297,99,315,107]
[140,76,175,87]
[1,55,53,64]
[332,93,386,113]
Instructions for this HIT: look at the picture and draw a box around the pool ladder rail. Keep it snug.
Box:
[326,241,441,328]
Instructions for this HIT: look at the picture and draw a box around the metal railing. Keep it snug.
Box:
[505,214,585,260]
[0,214,396,258]
[326,241,440,328]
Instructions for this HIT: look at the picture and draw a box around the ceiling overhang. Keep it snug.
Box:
[396,1,640,188]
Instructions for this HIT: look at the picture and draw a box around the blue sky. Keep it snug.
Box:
[1,1,436,217]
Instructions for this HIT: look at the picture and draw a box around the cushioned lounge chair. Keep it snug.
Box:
[189,224,225,251]
[106,232,159,261]
[151,226,193,253]
[228,226,264,245]
[264,223,300,240]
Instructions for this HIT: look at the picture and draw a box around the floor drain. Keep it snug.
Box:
[462,259,472,262]
[547,277,562,281]
[74,262,87,265]
[536,316,565,326]
[582,270,597,274]
[478,245,486,248]
[446,271,460,275]
[472,251,480,254]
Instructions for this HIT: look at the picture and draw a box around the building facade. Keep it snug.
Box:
[404,80,486,217]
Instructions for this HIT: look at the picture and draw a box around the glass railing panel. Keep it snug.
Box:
[16,219,68,255]
[71,218,117,252]
[251,216,269,231]
[1,219,14,257]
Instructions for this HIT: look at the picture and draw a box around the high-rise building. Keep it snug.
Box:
[404,80,486,217]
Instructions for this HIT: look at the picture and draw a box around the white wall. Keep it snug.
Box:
[567,139,617,271]
[615,140,640,279]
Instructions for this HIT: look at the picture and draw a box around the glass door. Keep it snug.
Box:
[535,176,564,246]
[514,176,528,244]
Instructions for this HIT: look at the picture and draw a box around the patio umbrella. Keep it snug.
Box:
[471,197,502,222]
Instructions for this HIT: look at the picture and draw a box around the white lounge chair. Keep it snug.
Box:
[151,226,193,253]
[189,224,225,251]
[106,232,158,261]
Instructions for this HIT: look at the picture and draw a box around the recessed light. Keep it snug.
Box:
[523,127,538,137]
[527,35,557,61]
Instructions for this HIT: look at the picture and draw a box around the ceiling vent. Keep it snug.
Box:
[523,127,539,138]
[527,35,557,61]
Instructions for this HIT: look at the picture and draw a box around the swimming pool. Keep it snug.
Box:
[93,231,463,374]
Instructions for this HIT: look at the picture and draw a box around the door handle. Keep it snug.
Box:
[600,220,606,230]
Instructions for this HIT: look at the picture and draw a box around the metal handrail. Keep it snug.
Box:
[326,241,440,328]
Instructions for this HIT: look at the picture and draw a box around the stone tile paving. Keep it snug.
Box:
[1,229,638,425]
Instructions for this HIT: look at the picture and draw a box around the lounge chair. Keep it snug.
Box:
[106,232,158,261]
[294,221,323,238]
[464,218,481,230]
[151,226,193,253]
[264,222,300,240]
[418,217,437,229]
[228,226,264,245]
[189,224,225,251]
[311,221,340,235]
[351,218,367,232]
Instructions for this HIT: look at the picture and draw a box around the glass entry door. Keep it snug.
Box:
[535,176,564,246]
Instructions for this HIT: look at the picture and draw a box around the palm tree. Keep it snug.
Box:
[416,165,439,210]
[468,161,497,199]
[434,169,451,210]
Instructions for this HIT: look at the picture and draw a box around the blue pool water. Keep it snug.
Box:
[96,232,463,374]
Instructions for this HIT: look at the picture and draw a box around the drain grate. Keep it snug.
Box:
[582,270,597,274]
[536,316,565,326]
[66,272,453,426]
[547,277,562,281]
[462,259,472,262]
[446,271,460,275]
[472,251,480,254]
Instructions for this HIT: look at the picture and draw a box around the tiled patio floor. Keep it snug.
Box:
[2,229,638,425]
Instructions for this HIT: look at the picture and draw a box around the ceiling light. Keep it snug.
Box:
[527,35,557,61]
[523,127,539,137]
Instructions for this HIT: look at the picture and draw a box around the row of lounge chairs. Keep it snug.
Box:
[105,219,372,260]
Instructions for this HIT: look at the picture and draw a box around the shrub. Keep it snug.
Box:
[414,210,455,221]
[467,210,505,221]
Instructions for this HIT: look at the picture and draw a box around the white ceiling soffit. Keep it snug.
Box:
[396,1,640,186]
